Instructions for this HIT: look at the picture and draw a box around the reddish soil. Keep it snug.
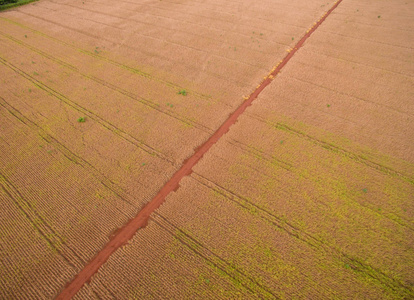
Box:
[56,1,343,298]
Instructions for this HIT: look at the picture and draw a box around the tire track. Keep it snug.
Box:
[2,10,248,89]
[224,138,414,230]
[0,17,213,101]
[191,173,414,297]
[0,173,81,270]
[226,138,294,171]
[288,64,414,116]
[0,96,137,210]
[245,112,414,185]
[318,29,414,50]
[110,0,307,32]
[306,45,414,77]
[57,1,347,298]
[46,0,281,69]
[0,56,173,164]
[0,31,214,133]
[86,0,305,40]
[151,213,279,299]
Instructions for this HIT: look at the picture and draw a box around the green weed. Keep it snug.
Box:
[77,117,86,123]
[0,0,38,11]
[178,89,187,96]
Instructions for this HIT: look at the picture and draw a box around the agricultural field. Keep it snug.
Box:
[1,0,413,299]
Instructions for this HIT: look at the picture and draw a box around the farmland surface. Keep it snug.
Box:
[1,0,413,299]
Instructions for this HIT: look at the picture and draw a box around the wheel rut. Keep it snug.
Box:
[56,1,343,298]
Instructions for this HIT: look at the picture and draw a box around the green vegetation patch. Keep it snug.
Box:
[0,0,38,11]
[178,89,188,96]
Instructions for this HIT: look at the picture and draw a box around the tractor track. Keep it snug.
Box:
[56,0,344,298]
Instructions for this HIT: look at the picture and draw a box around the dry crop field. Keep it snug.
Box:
[0,0,413,298]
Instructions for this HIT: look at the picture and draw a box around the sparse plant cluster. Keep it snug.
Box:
[77,117,86,123]
[178,89,187,96]
[0,0,18,5]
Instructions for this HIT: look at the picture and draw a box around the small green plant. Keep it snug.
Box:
[77,117,86,123]
[292,37,294,40]
[0,0,18,5]
[24,34,27,38]
[327,104,331,107]
[178,89,187,96]
[377,15,381,18]
[362,188,368,193]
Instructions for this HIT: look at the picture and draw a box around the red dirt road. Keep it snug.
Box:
[57,1,343,298]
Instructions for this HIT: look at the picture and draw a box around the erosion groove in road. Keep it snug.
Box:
[56,1,343,298]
